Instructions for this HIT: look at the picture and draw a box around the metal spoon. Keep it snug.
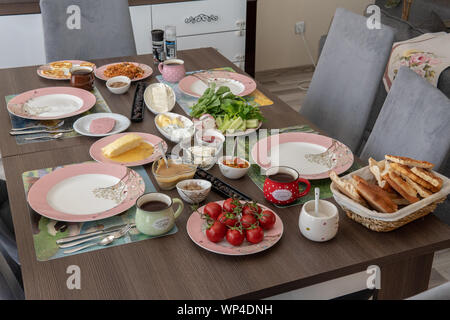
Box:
[158,141,169,168]
[24,133,64,141]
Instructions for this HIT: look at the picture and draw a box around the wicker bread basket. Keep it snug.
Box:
[331,166,450,232]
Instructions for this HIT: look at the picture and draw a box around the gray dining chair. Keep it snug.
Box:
[300,8,395,152]
[360,67,450,170]
[0,180,18,266]
[407,282,450,300]
[0,250,24,300]
[40,0,137,62]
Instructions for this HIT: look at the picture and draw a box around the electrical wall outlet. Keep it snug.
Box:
[295,21,305,34]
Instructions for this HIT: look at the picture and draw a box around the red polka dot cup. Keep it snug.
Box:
[263,166,311,205]
[158,59,186,83]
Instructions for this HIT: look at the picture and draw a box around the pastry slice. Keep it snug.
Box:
[385,155,434,169]
[329,171,367,206]
[382,170,419,204]
[390,162,438,192]
[411,167,443,190]
[102,133,143,158]
[402,175,433,198]
[368,158,393,191]
[352,176,397,213]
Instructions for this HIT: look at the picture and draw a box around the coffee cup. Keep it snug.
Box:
[158,59,186,83]
[298,200,339,242]
[263,166,311,205]
[135,193,184,236]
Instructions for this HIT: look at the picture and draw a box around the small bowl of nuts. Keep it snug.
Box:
[176,179,211,204]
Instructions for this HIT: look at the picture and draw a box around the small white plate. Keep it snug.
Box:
[73,113,131,137]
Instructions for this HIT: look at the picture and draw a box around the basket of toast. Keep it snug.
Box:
[330,155,450,232]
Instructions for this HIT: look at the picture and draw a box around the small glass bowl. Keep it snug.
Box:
[180,139,221,171]
[151,156,197,191]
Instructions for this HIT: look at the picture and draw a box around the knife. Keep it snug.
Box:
[10,129,73,136]
[56,223,136,245]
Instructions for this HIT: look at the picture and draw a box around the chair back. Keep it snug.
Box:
[0,251,24,300]
[300,8,395,151]
[360,67,450,171]
[40,0,137,62]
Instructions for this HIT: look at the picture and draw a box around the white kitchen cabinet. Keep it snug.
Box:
[0,14,46,69]
[0,0,251,73]
[129,5,152,55]
[177,30,246,65]
[151,0,247,37]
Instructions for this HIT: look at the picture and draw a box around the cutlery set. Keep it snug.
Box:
[58,224,134,254]
[10,120,73,140]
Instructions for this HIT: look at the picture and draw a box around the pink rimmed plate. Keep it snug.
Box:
[179,71,257,98]
[187,200,283,256]
[251,132,354,180]
[27,163,145,222]
[95,62,153,82]
[7,87,96,120]
[37,60,96,80]
[89,132,168,167]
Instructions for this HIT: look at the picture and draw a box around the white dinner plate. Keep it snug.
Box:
[73,113,131,137]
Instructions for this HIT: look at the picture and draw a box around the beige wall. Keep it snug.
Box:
[255,0,375,72]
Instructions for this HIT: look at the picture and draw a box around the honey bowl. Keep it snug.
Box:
[152,156,197,190]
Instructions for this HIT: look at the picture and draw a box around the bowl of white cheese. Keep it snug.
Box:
[144,83,176,115]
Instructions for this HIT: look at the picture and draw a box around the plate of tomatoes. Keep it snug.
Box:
[186,198,283,256]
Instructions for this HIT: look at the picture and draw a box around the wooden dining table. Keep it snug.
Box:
[1,48,450,300]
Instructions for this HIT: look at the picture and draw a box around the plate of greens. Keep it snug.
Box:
[190,84,265,137]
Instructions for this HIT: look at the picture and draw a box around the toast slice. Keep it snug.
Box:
[353,175,405,206]
[329,171,367,206]
[383,170,420,204]
[385,155,434,169]
[402,175,433,198]
[390,162,438,192]
[352,176,398,213]
[386,192,411,206]
[368,158,393,191]
[411,167,443,190]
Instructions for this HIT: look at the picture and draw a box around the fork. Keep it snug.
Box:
[10,128,73,136]
[11,120,65,131]
[24,133,64,141]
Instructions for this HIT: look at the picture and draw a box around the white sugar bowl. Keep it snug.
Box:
[299,200,339,242]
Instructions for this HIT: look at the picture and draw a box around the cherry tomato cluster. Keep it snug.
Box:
[200,198,276,246]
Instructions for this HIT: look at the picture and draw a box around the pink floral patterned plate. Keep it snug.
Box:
[251,132,354,180]
[27,162,145,222]
[179,71,257,98]
[7,87,97,120]
[89,132,168,167]
[95,62,153,82]
[187,200,283,256]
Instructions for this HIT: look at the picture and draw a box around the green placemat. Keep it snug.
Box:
[5,86,111,145]
[22,164,177,261]
[236,125,362,208]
